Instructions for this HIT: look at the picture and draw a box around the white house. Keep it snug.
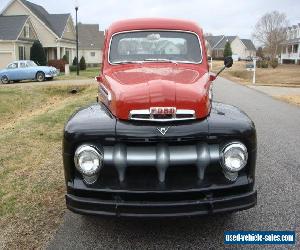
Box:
[205,35,256,60]
[280,23,300,64]
[78,23,104,67]
[0,0,76,68]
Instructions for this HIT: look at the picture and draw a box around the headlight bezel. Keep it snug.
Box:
[221,142,248,173]
[74,145,103,177]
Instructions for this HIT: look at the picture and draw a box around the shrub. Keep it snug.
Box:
[30,40,47,66]
[48,59,67,72]
[257,60,268,68]
[72,56,78,66]
[69,65,77,72]
[269,59,278,69]
[223,42,232,58]
[79,56,86,70]
[62,55,69,64]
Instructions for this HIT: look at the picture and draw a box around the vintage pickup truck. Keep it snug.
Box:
[63,18,257,217]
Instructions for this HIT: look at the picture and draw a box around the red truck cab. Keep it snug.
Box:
[98,18,211,120]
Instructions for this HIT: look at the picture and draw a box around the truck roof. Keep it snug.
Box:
[107,18,203,35]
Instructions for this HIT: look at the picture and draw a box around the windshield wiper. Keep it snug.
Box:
[144,58,178,64]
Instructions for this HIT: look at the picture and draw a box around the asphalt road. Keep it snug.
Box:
[48,77,300,250]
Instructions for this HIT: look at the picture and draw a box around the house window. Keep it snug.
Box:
[293,44,298,53]
[19,46,25,60]
[90,52,96,57]
[24,24,30,38]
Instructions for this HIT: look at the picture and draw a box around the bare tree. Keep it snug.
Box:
[253,11,288,59]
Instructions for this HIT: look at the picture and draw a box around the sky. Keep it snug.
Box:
[1,0,299,45]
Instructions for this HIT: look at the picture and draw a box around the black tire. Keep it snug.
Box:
[1,75,9,84]
[36,72,45,82]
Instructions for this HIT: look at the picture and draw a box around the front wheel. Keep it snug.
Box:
[1,75,9,84]
[36,72,45,82]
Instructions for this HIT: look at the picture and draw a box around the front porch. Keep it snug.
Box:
[281,43,300,64]
[45,47,76,64]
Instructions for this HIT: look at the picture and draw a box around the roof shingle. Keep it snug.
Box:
[78,23,104,50]
[20,0,70,38]
[241,39,256,51]
[0,15,28,40]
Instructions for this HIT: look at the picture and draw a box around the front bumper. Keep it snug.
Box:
[66,191,256,218]
[45,73,57,78]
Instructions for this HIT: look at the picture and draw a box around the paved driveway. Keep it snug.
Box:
[248,85,300,96]
[48,77,300,249]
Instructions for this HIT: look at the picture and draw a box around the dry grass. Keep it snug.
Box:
[211,60,300,86]
[275,95,300,106]
[0,83,97,249]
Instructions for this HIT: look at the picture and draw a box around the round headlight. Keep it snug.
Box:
[74,145,103,176]
[221,142,248,172]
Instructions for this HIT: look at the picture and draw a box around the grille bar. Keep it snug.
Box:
[103,143,220,183]
[129,109,195,121]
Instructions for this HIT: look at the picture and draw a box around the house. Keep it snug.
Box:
[0,15,38,68]
[78,23,104,67]
[205,35,256,60]
[280,23,300,64]
[0,0,76,68]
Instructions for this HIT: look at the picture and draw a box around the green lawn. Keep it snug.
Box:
[0,83,97,248]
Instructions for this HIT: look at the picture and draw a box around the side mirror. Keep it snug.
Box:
[212,56,234,81]
[224,56,233,68]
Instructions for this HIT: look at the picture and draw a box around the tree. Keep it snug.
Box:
[30,40,47,66]
[62,54,69,64]
[252,11,288,59]
[223,41,232,58]
[79,56,86,70]
[72,56,78,66]
[256,47,264,58]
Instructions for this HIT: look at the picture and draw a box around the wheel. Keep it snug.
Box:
[36,72,45,82]
[1,75,9,84]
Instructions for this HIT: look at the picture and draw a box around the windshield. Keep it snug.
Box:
[109,31,202,64]
[27,61,37,67]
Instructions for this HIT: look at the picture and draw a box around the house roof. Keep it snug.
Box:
[78,23,104,50]
[205,35,224,48]
[0,15,28,40]
[20,0,70,38]
[214,36,237,49]
[241,39,256,51]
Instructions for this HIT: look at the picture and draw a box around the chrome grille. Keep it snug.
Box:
[129,109,196,121]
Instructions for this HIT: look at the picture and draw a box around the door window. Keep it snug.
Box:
[7,63,18,69]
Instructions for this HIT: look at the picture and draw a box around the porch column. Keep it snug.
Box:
[56,46,60,60]
[62,47,66,58]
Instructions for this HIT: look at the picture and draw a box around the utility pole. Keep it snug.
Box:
[252,58,256,84]
[75,2,79,76]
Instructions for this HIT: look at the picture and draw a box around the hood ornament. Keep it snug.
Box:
[157,127,170,136]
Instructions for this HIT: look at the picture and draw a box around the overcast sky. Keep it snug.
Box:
[1,0,299,45]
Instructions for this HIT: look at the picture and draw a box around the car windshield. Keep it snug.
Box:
[109,31,202,64]
[26,61,37,67]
